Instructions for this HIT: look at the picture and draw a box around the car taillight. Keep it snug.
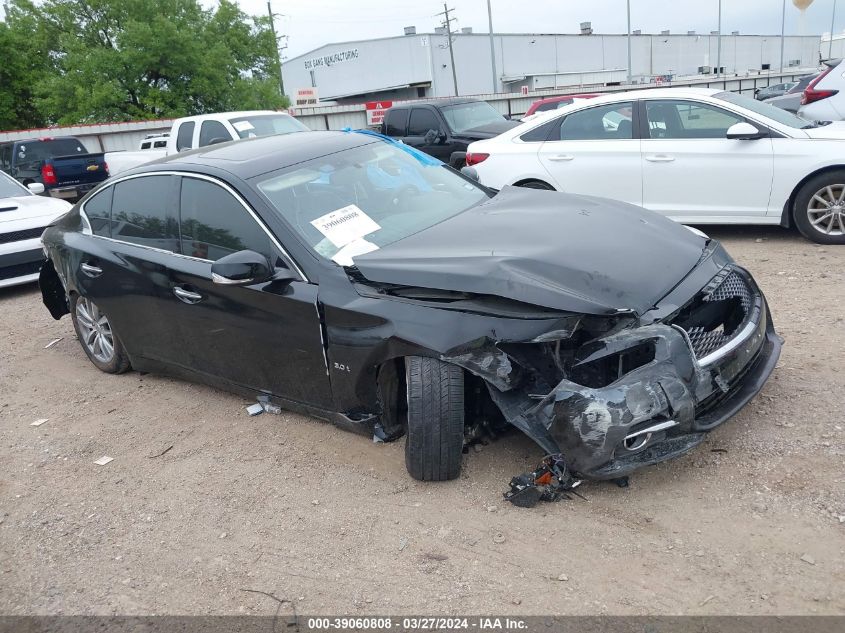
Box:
[802,65,839,105]
[104,162,110,175]
[41,163,57,185]
[465,152,489,166]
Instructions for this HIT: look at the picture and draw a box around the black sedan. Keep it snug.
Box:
[39,131,782,484]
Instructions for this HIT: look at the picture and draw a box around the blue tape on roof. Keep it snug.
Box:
[342,128,443,167]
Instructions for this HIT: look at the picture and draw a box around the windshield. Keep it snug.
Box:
[229,114,309,139]
[440,101,506,134]
[255,139,489,265]
[0,171,29,198]
[713,91,813,129]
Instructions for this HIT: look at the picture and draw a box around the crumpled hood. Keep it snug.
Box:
[353,187,708,315]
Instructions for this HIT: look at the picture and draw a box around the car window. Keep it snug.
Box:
[255,140,489,264]
[408,109,442,137]
[176,122,195,151]
[0,170,28,197]
[383,109,408,136]
[228,114,308,139]
[557,102,634,140]
[111,176,179,251]
[153,140,168,148]
[83,186,113,237]
[520,119,558,142]
[13,139,87,166]
[179,177,273,262]
[535,101,560,113]
[646,100,743,139]
[713,91,812,128]
[140,141,151,150]
[440,101,504,134]
[199,120,231,147]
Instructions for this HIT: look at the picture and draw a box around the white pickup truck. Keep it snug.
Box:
[106,110,309,175]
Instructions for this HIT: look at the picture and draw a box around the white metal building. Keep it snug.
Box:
[282,30,822,103]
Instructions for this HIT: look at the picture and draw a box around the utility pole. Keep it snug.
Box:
[436,3,459,96]
[830,0,838,60]
[486,0,497,93]
[626,0,632,83]
[716,0,722,77]
[267,1,285,98]
[780,0,786,72]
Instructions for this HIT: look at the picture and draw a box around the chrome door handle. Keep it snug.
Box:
[548,154,575,161]
[80,262,103,277]
[645,154,676,162]
[173,286,203,304]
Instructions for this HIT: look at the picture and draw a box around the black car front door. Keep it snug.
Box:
[403,107,453,162]
[159,174,331,408]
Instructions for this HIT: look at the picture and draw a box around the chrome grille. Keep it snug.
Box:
[0,226,46,245]
[684,271,753,360]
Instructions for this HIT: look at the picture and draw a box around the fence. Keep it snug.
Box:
[0,67,818,150]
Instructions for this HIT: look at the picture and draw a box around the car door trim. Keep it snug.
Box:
[78,170,308,282]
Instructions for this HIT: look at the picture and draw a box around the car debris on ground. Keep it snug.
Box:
[503,454,584,508]
[44,338,63,349]
[93,456,114,466]
[30,418,49,427]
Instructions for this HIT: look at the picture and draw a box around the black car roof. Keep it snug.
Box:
[136,131,378,179]
[388,98,483,110]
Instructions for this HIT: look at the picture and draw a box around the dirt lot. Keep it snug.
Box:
[0,226,843,616]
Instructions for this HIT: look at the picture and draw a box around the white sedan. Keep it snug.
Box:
[0,172,72,288]
[466,87,845,244]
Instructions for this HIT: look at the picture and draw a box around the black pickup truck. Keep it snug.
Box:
[0,136,109,202]
[380,98,519,168]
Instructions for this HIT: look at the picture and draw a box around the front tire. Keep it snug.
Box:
[405,356,464,481]
[70,294,131,374]
[793,171,845,245]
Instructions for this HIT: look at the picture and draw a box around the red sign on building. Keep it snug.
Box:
[365,101,393,126]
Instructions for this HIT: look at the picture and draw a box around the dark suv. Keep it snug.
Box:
[380,98,519,168]
[0,136,108,201]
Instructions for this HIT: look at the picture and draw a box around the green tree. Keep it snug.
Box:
[2,0,287,126]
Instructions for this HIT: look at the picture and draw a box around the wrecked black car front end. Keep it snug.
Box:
[350,187,782,481]
[488,257,780,480]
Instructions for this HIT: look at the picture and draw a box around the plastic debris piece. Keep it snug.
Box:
[504,454,583,508]
[147,445,173,459]
[30,418,49,427]
[44,338,63,349]
[256,394,281,414]
[246,403,264,417]
[94,456,114,466]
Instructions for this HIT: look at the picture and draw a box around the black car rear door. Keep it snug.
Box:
[74,174,186,365]
[159,174,331,408]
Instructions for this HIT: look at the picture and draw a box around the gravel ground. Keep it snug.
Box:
[0,225,843,616]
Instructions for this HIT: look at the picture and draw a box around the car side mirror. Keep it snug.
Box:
[461,166,480,182]
[27,182,45,194]
[726,122,765,140]
[424,129,440,144]
[211,250,274,285]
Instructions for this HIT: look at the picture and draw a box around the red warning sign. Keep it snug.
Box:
[365,101,393,126]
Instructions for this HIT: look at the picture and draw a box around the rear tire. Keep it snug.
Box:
[793,170,845,245]
[70,294,131,374]
[404,356,464,481]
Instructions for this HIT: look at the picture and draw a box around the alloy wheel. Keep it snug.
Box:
[807,184,845,236]
[75,298,115,363]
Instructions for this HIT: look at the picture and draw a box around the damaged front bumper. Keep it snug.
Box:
[482,266,782,480]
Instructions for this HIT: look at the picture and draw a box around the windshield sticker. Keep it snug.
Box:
[330,239,379,266]
[232,121,255,132]
[311,204,381,248]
